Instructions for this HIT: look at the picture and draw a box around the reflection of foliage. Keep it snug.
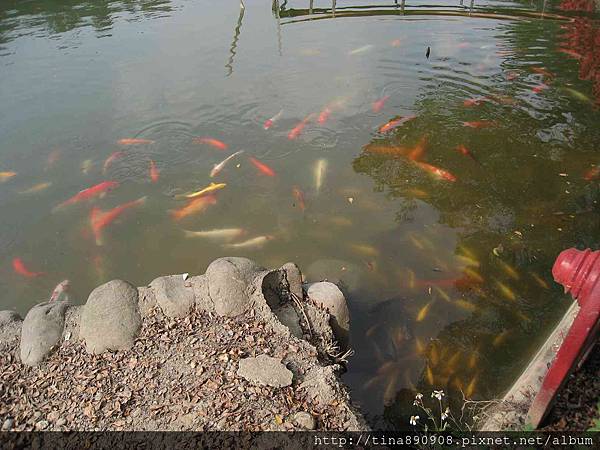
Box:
[0,0,172,45]
[558,0,600,105]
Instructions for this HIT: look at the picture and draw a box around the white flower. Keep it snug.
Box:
[409,415,419,426]
[441,407,450,421]
[432,390,445,400]
[415,393,423,400]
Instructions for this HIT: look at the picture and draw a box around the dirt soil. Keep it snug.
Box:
[541,345,600,431]
[0,306,360,431]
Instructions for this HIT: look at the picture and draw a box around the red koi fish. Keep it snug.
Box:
[378,115,416,133]
[170,195,217,221]
[415,161,457,182]
[13,258,45,278]
[456,144,479,164]
[462,120,495,129]
[372,95,390,113]
[318,106,332,124]
[193,137,228,150]
[118,138,154,145]
[103,151,124,174]
[288,115,312,140]
[263,109,283,130]
[56,181,119,209]
[249,157,276,177]
[149,160,160,182]
[584,166,599,181]
[90,197,146,245]
[463,97,488,107]
[292,186,306,211]
[532,83,549,94]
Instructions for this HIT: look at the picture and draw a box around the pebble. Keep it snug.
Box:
[2,418,14,430]
[35,420,49,430]
[47,411,59,422]
[294,411,316,430]
[56,418,67,427]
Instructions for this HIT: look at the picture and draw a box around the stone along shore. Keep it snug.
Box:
[0,257,367,432]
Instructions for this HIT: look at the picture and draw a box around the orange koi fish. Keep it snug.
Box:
[414,161,457,182]
[13,257,45,278]
[378,115,416,133]
[531,67,554,78]
[90,197,146,245]
[103,151,124,174]
[372,95,390,113]
[0,171,17,183]
[584,166,599,181]
[193,137,228,151]
[118,138,154,145]
[462,120,495,129]
[407,136,427,161]
[249,157,276,177]
[288,114,312,140]
[558,48,581,59]
[463,97,488,107]
[56,181,119,209]
[364,144,411,158]
[532,83,549,94]
[263,109,283,130]
[456,144,479,163]
[170,195,217,221]
[318,106,332,124]
[292,186,306,211]
[149,160,160,182]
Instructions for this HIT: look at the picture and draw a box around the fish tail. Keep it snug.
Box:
[183,230,197,238]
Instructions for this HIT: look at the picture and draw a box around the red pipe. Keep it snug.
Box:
[527,248,600,428]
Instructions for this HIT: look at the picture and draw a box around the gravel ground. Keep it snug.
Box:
[541,346,600,431]
[0,306,361,431]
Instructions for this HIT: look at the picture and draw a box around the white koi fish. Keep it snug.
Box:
[210,150,244,178]
[183,228,245,242]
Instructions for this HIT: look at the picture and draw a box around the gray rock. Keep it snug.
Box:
[20,301,68,366]
[137,286,156,317]
[35,420,48,430]
[150,275,194,318]
[2,418,14,431]
[55,418,66,427]
[237,355,293,387]
[206,257,261,317]
[274,304,303,339]
[190,274,214,312]
[294,411,316,430]
[0,310,22,345]
[281,262,303,300]
[308,282,350,348]
[80,280,141,354]
[305,259,363,295]
[300,366,339,406]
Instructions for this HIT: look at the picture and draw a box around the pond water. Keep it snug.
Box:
[1,0,599,429]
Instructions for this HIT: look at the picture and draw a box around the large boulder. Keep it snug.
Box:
[206,257,262,317]
[237,355,293,388]
[190,274,214,312]
[80,280,141,354]
[307,282,350,348]
[280,262,303,300]
[150,275,194,318]
[20,301,68,366]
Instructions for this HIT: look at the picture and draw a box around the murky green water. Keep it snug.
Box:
[1,0,599,429]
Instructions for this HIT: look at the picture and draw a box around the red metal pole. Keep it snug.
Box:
[527,248,600,428]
